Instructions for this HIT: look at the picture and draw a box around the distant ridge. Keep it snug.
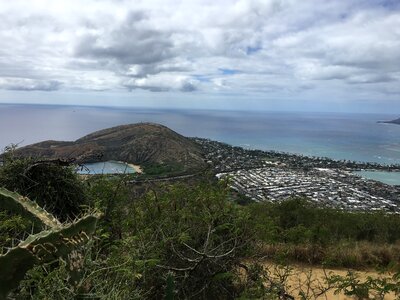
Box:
[7,123,206,172]
[378,117,400,125]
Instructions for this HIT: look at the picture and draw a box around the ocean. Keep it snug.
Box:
[1,103,400,165]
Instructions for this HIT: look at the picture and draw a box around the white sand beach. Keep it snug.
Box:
[128,163,143,174]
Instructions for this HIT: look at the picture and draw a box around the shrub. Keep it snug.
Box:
[105,181,256,299]
[0,210,32,253]
[0,155,87,221]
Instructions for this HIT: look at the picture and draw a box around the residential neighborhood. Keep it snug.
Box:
[193,138,400,212]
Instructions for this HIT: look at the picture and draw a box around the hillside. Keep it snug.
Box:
[8,123,206,172]
[379,117,400,125]
[387,118,400,125]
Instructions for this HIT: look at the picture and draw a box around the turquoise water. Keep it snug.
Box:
[354,171,400,186]
[77,161,135,175]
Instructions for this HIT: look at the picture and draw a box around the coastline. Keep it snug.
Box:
[1,106,400,165]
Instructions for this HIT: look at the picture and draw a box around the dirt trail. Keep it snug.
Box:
[261,262,397,300]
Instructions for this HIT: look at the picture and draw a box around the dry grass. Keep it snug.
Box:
[258,241,400,269]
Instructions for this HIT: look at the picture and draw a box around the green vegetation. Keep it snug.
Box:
[249,197,400,244]
[248,198,400,268]
[0,188,100,299]
[1,155,400,299]
[0,150,87,221]
[0,156,255,298]
[99,182,254,298]
[141,162,185,176]
[0,210,32,253]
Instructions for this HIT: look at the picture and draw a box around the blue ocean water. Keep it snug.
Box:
[354,171,400,186]
[1,103,400,165]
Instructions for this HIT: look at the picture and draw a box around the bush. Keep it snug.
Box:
[0,154,87,221]
[102,181,255,299]
[248,198,400,245]
[0,210,33,253]
[142,162,184,176]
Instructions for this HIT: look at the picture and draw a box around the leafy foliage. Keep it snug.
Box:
[142,162,184,176]
[249,198,400,245]
[328,270,400,299]
[0,154,87,221]
[94,181,255,299]
[0,210,32,253]
[248,198,400,268]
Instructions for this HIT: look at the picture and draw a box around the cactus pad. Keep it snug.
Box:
[0,188,101,299]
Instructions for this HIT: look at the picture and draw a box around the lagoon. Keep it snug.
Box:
[354,171,400,186]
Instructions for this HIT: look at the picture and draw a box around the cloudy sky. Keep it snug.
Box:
[0,0,399,112]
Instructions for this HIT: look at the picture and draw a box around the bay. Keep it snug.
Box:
[76,161,135,175]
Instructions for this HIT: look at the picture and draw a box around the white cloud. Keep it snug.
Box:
[0,0,399,102]
[0,78,61,91]
[123,74,199,92]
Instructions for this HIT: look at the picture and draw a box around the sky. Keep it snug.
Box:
[0,0,399,113]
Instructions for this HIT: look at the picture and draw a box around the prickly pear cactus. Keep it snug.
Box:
[0,188,100,299]
[0,187,60,229]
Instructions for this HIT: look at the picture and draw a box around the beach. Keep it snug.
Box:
[128,163,142,174]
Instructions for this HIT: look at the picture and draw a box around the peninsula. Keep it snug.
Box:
[5,123,206,173]
[378,117,400,125]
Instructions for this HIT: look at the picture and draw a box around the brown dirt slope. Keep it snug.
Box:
[262,261,397,300]
[9,123,206,172]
